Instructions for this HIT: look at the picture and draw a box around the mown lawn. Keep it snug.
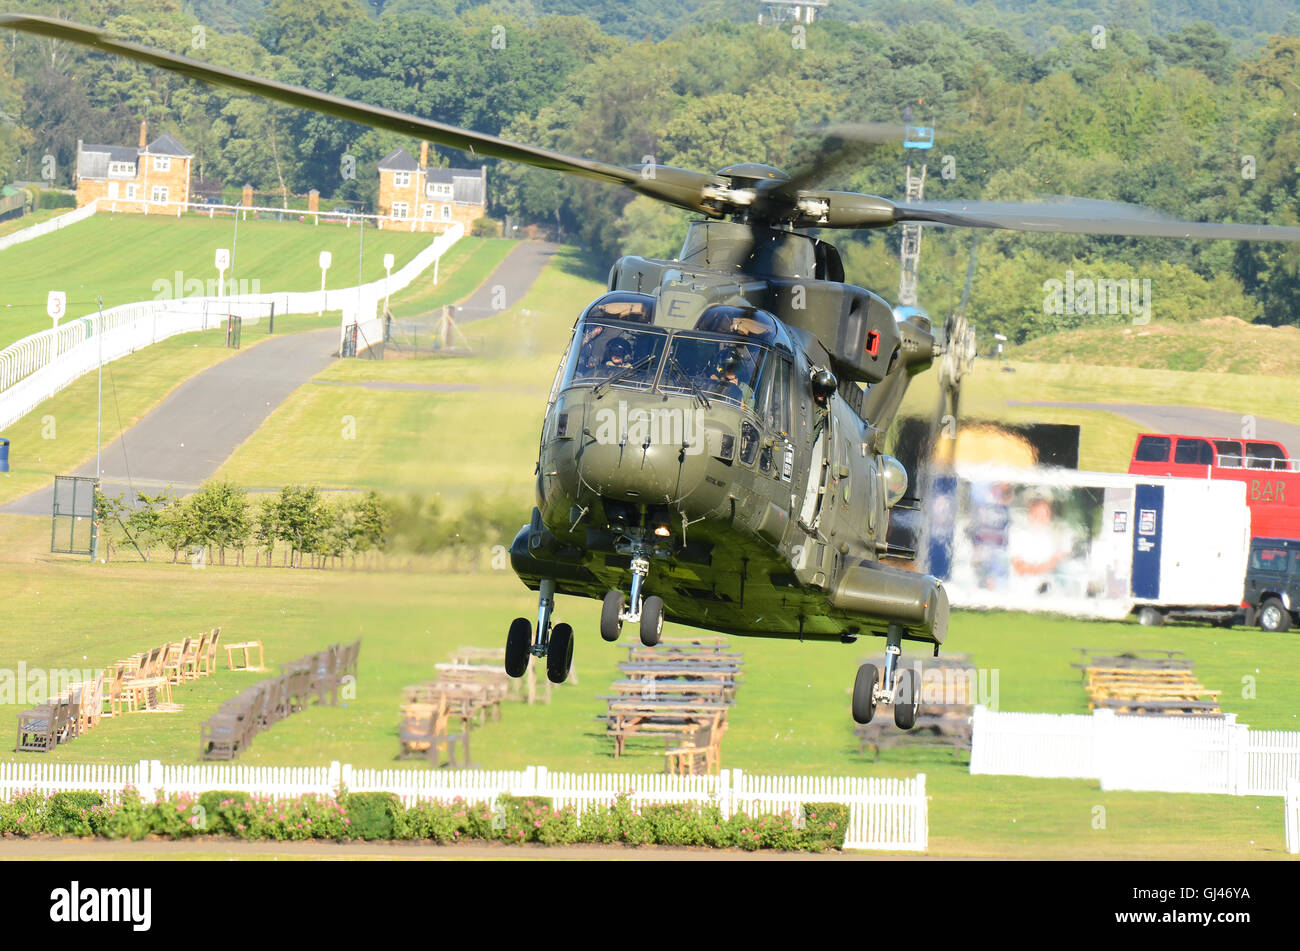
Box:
[0,515,1294,858]
[0,213,437,347]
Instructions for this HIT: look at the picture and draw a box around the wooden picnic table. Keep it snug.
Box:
[626,646,745,663]
[619,663,742,700]
[225,640,266,671]
[600,701,728,757]
[607,679,732,702]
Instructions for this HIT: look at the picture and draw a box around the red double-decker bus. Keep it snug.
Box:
[1127,433,1300,539]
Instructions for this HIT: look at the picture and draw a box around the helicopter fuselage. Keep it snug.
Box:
[509,222,949,647]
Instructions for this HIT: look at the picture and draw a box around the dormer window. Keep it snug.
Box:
[107,161,135,177]
[427,182,453,199]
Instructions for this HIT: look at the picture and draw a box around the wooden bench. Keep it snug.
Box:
[665,721,723,775]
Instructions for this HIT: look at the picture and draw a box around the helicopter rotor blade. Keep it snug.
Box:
[894,196,1300,242]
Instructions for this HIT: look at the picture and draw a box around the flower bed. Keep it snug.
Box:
[0,788,848,851]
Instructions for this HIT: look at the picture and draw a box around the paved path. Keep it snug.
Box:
[1008,401,1300,452]
[448,241,559,323]
[2,328,339,514]
[2,240,557,515]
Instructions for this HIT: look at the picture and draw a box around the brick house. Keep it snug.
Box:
[74,121,193,215]
[376,142,486,231]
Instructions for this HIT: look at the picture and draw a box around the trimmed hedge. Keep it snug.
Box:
[0,789,849,851]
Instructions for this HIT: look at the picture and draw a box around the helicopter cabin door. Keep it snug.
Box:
[798,405,834,532]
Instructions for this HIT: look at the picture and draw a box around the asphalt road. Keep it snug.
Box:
[1008,401,1300,452]
[446,241,559,323]
[2,327,339,515]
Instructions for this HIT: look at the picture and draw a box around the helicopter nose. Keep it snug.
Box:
[576,396,709,503]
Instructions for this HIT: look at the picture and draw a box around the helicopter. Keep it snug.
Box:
[9,14,1300,729]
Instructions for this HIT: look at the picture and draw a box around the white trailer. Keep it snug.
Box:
[934,464,1250,623]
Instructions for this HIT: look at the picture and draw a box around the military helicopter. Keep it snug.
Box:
[10,13,1300,729]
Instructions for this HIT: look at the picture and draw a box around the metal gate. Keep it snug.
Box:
[51,475,98,556]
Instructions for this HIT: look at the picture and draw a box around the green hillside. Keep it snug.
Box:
[0,213,437,348]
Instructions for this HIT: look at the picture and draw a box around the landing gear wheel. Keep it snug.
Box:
[1137,606,1165,627]
[640,596,664,647]
[894,668,919,731]
[852,663,879,725]
[1260,598,1292,633]
[600,590,625,642]
[505,617,532,678]
[547,622,574,684]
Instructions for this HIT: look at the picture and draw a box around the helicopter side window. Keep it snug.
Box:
[564,320,666,391]
[762,355,793,438]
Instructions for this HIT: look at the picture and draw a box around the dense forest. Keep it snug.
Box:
[1,0,1298,342]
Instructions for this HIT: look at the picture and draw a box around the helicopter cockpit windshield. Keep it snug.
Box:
[661,335,766,409]
[564,321,667,390]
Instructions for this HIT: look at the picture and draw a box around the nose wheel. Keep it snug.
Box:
[504,579,574,685]
[851,624,920,730]
[605,556,665,647]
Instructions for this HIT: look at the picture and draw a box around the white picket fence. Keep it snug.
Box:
[0,221,462,433]
[0,760,928,851]
[970,705,1300,797]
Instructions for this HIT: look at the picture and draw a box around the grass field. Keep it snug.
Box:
[3,233,1299,857]
[0,235,515,505]
[0,513,1294,858]
[0,213,437,347]
[0,208,67,239]
[214,244,595,501]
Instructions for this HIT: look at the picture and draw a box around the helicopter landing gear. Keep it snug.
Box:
[850,623,920,730]
[504,579,575,684]
[607,556,664,646]
[600,590,625,642]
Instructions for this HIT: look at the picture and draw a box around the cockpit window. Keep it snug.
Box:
[694,305,779,343]
[564,320,667,390]
[581,292,655,325]
[660,334,766,410]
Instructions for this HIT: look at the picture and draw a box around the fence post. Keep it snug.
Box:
[1287,779,1300,855]
[728,768,744,821]
[915,773,928,851]
[716,767,730,821]
[328,761,341,792]
[536,765,549,799]
[137,759,158,800]
[969,704,986,773]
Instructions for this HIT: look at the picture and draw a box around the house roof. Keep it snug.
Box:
[426,167,486,205]
[76,144,138,179]
[144,133,193,157]
[76,131,192,180]
[377,148,420,172]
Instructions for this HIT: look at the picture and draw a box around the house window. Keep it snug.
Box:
[125,184,137,200]
[392,201,409,219]
[442,204,452,221]
[422,204,435,218]
[151,185,169,204]
[107,181,119,199]
[107,161,135,177]
[428,182,453,199]
[394,171,410,187]
[153,155,171,172]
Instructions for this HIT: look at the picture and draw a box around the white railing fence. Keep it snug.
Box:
[0,201,98,253]
[0,760,928,851]
[0,222,463,433]
[970,705,1300,797]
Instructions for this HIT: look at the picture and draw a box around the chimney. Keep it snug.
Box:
[139,119,148,150]
[419,141,428,170]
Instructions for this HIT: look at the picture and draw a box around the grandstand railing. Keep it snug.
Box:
[0,221,463,433]
[0,760,927,851]
[970,705,1300,797]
